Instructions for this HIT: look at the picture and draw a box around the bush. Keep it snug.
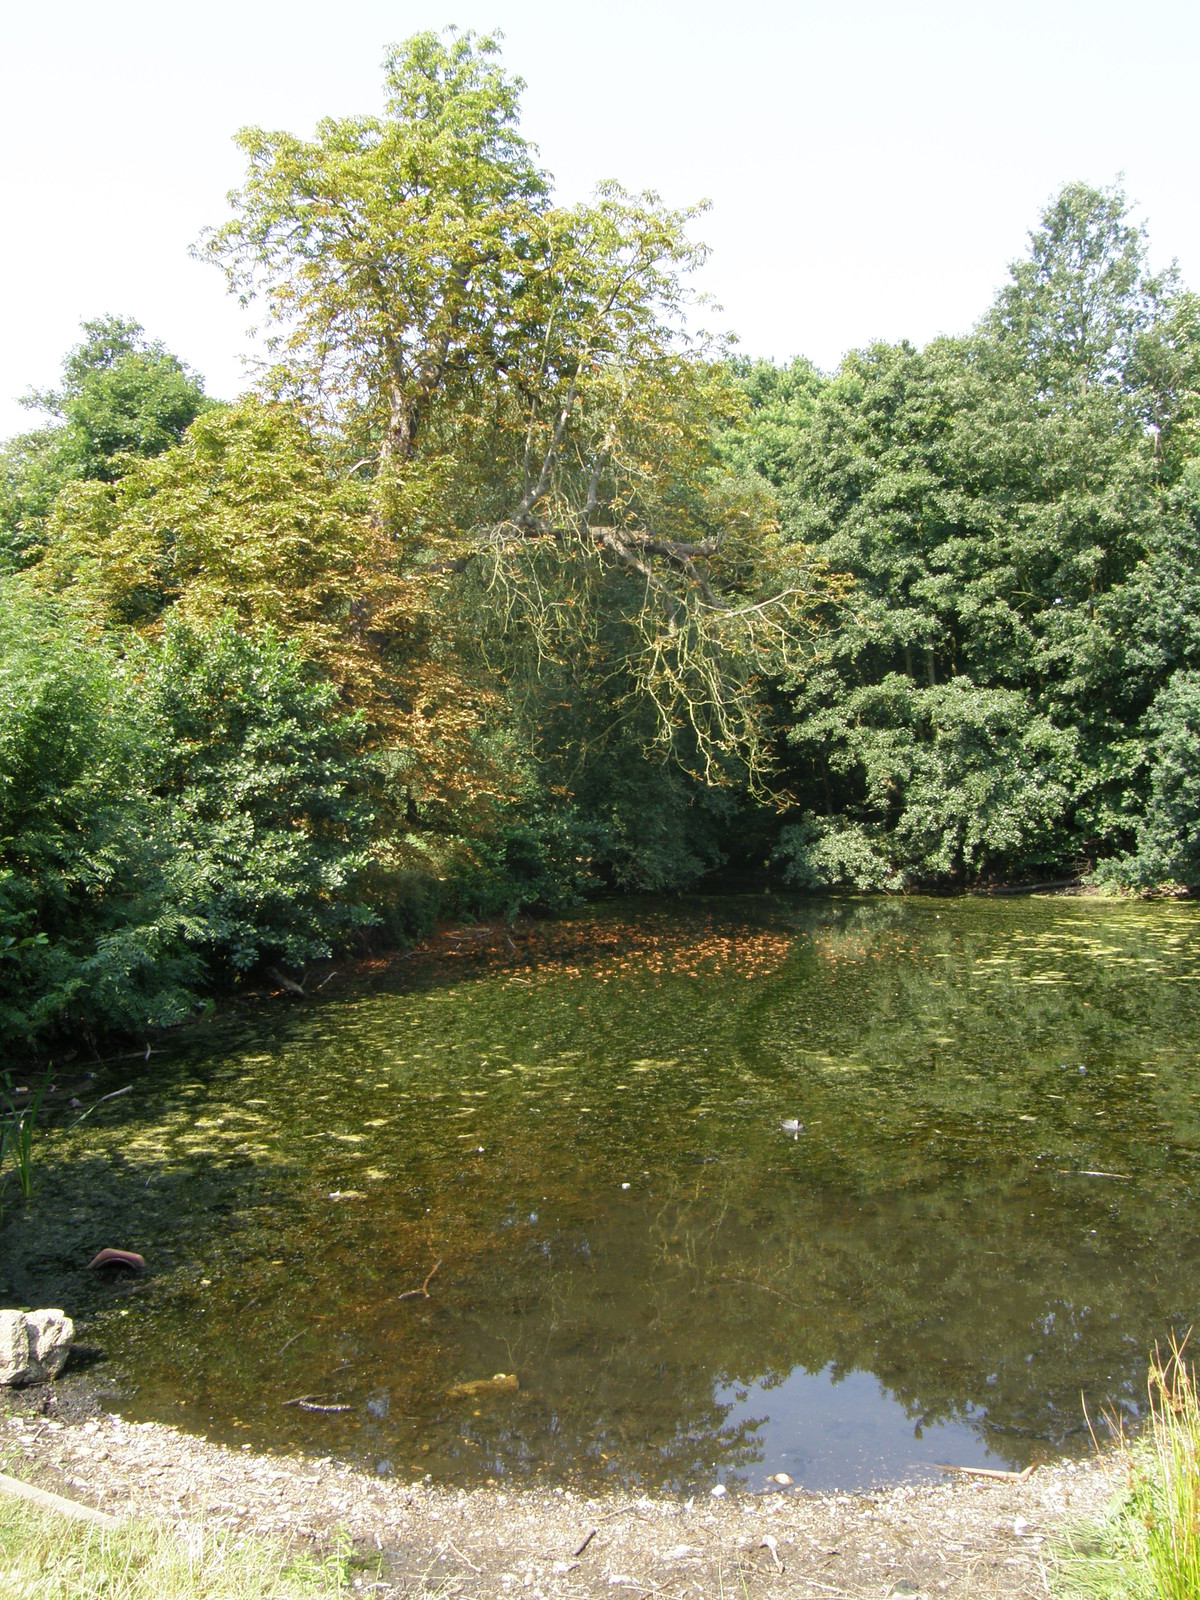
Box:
[0,590,377,1051]
[0,582,197,1044]
[143,617,377,976]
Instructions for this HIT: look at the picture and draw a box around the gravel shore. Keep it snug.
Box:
[0,1398,1123,1599]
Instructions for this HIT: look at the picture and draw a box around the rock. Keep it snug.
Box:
[87,1248,145,1272]
[445,1372,519,1400]
[27,1310,74,1378]
[0,1308,74,1385]
[0,1313,27,1384]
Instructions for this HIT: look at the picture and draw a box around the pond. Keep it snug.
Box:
[5,894,1200,1493]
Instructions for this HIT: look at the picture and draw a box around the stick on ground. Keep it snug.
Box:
[936,1462,1038,1482]
[0,1470,118,1526]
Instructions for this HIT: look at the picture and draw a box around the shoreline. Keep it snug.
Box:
[1,1392,1123,1599]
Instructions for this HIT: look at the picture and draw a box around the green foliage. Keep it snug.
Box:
[0,427,69,568]
[8,48,1200,1054]
[0,582,374,1047]
[202,30,827,786]
[0,581,195,1044]
[1138,1343,1200,1600]
[776,678,1075,889]
[1,317,211,568]
[143,617,377,975]
[732,181,1200,888]
[33,316,214,476]
[44,397,376,636]
[1096,670,1200,890]
[716,356,825,487]
[200,30,547,463]
[986,180,1153,400]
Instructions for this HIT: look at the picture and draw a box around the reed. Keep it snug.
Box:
[0,1069,49,1203]
[1139,1338,1200,1599]
[1058,1337,1200,1600]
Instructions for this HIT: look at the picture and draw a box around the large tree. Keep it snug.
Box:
[200,30,825,785]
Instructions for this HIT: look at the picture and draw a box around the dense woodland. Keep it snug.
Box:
[4,30,1200,1048]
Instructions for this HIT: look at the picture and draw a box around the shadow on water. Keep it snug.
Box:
[5,893,1200,1492]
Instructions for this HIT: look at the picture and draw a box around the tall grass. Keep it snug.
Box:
[0,1496,354,1599]
[1140,1340,1200,1599]
[1058,1338,1200,1600]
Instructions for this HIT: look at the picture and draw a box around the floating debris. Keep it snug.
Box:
[445,1373,519,1400]
[86,1249,145,1274]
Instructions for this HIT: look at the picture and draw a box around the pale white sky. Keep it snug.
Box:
[4,0,1198,436]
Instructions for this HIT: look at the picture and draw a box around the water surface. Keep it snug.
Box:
[7,895,1200,1492]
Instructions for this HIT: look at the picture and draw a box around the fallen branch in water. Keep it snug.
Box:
[937,1462,1038,1482]
[268,966,307,997]
[68,1085,133,1130]
[281,1394,351,1412]
[970,879,1083,897]
[399,1259,442,1300]
[1056,1169,1132,1180]
[69,1044,152,1069]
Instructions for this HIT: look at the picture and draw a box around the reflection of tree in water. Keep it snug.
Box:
[7,896,1200,1485]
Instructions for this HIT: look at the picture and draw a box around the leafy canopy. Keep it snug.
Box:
[201,29,830,784]
[0,317,211,569]
[739,181,1200,888]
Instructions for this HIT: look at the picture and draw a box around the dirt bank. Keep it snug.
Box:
[1,1397,1122,1599]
